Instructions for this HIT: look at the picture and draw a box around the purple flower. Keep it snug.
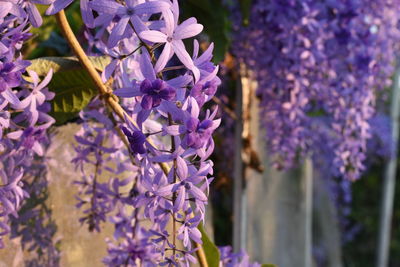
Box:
[219,246,261,267]
[19,70,53,126]
[139,9,202,81]
[191,79,219,107]
[46,0,94,27]
[177,213,202,248]
[89,0,170,47]
[139,79,176,110]
[46,0,73,15]
[0,61,23,107]
[182,103,220,149]
[24,0,53,27]
[184,118,214,149]
[121,126,146,154]
[0,157,28,248]
[6,127,47,156]
[103,230,159,266]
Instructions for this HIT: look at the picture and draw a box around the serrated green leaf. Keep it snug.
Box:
[198,223,220,267]
[26,56,111,125]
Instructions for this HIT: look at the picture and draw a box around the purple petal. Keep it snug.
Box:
[174,22,203,40]
[176,156,188,179]
[190,185,207,202]
[0,3,12,19]
[89,0,124,14]
[179,17,197,29]
[173,186,185,212]
[36,69,53,91]
[130,15,147,34]
[32,142,44,156]
[172,40,194,69]
[156,184,174,197]
[32,0,54,4]
[114,86,141,98]
[189,227,202,244]
[154,42,172,73]
[137,109,151,127]
[140,79,153,94]
[152,97,162,107]
[166,75,192,88]
[162,8,175,37]
[159,87,176,101]
[102,59,119,81]
[139,30,168,43]
[141,95,153,110]
[46,0,73,15]
[139,48,156,81]
[151,154,173,163]
[26,2,42,28]
[186,118,199,132]
[1,89,20,107]
[134,1,170,15]
[162,125,181,136]
[81,0,94,28]
[108,16,130,48]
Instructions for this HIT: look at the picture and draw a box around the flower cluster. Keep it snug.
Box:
[219,246,261,267]
[68,0,221,265]
[10,159,61,266]
[0,2,55,248]
[231,0,400,180]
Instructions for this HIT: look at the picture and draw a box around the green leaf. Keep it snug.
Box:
[198,223,220,267]
[181,0,231,63]
[261,264,277,267]
[26,56,110,125]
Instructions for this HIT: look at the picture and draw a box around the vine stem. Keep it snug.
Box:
[56,10,208,267]
[168,113,178,260]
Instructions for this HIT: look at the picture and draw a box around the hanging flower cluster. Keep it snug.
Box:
[231,0,400,180]
[219,246,261,267]
[0,1,55,249]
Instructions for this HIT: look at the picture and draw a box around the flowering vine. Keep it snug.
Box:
[51,0,221,265]
[0,1,55,249]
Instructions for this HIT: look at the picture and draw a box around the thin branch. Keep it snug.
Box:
[161,65,186,73]
[168,113,178,260]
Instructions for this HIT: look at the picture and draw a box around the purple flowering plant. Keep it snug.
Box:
[0,0,231,266]
[3,0,396,265]
[231,0,400,181]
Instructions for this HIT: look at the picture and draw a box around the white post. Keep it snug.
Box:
[376,64,400,267]
[304,158,313,267]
